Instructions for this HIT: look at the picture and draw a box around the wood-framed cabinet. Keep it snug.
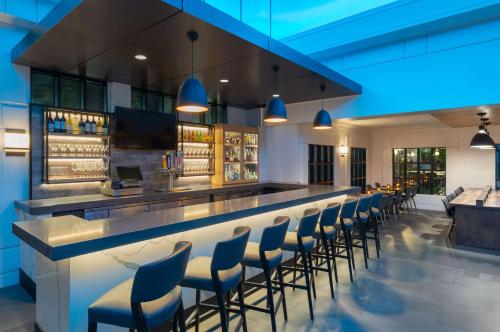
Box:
[212,124,259,185]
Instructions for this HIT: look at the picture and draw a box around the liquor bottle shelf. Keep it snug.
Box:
[180,140,214,144]
[183,156,215,160]
[179,172,215,177]
[47,132,110,139]
[244,145,258,148]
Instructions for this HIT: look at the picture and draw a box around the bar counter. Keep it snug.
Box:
[450,186,500,250]
[13,184,358,332]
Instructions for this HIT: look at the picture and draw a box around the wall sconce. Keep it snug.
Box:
[338,144,349,157]
[4,129,30,156]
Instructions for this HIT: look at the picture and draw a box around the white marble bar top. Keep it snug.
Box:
[13,185,358,261]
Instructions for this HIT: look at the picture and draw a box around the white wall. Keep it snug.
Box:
[368,124,498,210]
[0,24,31,287]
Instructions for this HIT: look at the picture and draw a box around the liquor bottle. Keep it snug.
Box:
[66,113,72,134]
[84,115,91,134]
[102,116,109,135]
[54,112,61,132]
[72,114,79,134]
[60,113,66,132]
[96,116,103,135]
[79,114,85,133]
[90,116,97,134]
[47,112,55,132]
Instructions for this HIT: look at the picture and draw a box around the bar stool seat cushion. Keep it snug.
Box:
[358,212,369,223]
[335,218,353,231]
[312,225,336,240]
[371,207,381,218]
[242,242,283,269]
[181,256,242,292]
[282,232,314,252]
[88,279,182,329]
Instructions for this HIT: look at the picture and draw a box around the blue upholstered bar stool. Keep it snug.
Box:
[366,193,383,258]
[281,209,320,320]
[88,241,192,332]
[311,203,341,298]
[351,195,371,268]
[333,199,357,282]
[181,226,250,332]
[241,216,290,332]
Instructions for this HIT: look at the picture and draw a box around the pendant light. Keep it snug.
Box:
[176,31,208,113]
[470,112,496,149]
[313,84,332,130]
[264,65,287,123]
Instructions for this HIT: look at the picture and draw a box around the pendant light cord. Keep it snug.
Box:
[191,38,194,79]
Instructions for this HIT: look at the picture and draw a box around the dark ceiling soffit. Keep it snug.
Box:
[10,0,84,62]
[181,0,362,94]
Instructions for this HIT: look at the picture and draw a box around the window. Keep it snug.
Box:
[393,147,446,195]
[308,145,334,185]
[31,69,107,112]
[351,147,366,190]
[130,88,228,124]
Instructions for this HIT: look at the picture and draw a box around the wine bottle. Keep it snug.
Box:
[96,116,103,135]
[102,116,109,135]
[72,114,79,134]
[60,113,66,132]
[90,116,97,134]
[84,115,91,134]
[47,112,55,132]
[54,112,61,132]
[66,113,72,134]
[79,114,85,133]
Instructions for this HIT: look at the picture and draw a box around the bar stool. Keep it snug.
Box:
[351,196,371,268]
[375,182,382,189]
[311,203,341,298]
[367,193,382,258]
[240,216,290,332]
[281,209,320,320]
[181,226,250,332]
[383,193,395,225]
[88,241,192,332]
[333,199,357,282]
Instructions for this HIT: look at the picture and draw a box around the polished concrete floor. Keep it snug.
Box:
[3,210,500,331]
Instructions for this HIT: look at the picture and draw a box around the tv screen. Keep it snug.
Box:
[114,107,177,150]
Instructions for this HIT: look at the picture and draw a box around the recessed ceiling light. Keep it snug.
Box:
[220,79,229,83]
[272,94,280,98]
[134,54,147,60]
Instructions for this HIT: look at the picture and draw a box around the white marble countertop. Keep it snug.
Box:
[13,185,358,261]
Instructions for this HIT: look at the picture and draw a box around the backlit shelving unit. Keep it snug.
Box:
[177,122,215,177]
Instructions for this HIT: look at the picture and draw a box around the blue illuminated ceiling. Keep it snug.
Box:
[204,0,398,39]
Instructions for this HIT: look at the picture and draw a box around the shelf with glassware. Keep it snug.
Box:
[43,108,111,184]
[212,124,259,185]
[177,122,215,177]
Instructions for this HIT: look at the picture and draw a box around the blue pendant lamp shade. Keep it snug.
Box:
[264,65,287,123]
[265,97,288,123]
[470,112,495,149]
[176,78,208,112]
[176,31,208,113]
[313,84,332,130]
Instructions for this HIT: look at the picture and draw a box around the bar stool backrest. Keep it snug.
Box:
[297,209,320,237]
[375,182,381,189]
[340,199,358,219]
[446,193,453,201]
[450,192,457,199]
[321,203,341,227]
[260,216,290,252]
[369,193,383,209]
[131,241,192,303]
[405,187,412,199]
[366,184,374,191]
[441,197,454,218]
[211,226,251,271]
[454,188,461,196]
[356,195,372,214]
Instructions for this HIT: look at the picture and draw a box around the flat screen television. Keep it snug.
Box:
[114,107,177,150]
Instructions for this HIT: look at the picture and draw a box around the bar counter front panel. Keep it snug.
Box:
[451,187,500,250]
[14,185,358,332]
